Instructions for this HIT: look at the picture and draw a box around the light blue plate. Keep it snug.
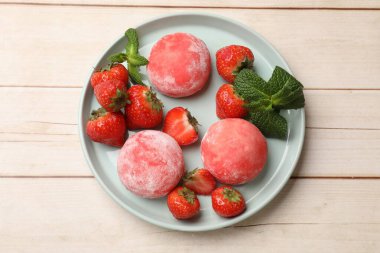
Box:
[78,13,305,232]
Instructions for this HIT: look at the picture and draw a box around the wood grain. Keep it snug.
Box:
[2,87,379,129]
[1,5,379,89]
[2,0,380,9]
[305,90,380,130]
[1,178,379,253]
[1,1,379,252]
[1,87,380,177]
[2,128,380,177]
[295,128,380,177]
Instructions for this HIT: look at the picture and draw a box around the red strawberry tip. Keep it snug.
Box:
[89,107,107,121]
[178,187,196,205]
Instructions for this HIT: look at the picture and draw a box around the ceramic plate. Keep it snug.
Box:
[78,13,305,232]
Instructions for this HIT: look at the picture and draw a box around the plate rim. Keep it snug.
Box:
[78,12,306,232]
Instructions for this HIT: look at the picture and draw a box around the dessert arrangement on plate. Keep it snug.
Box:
[85,26,305,221]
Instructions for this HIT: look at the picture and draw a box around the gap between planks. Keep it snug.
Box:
[1,176,380,180]
[1,6,379,89]
[1,2,380,10]
[233,222,380,229]
[1,84,380,91]
[2,126,380,135]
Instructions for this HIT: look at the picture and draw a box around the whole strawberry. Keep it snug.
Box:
[212,186,246,218]
[216,45,254,83]
[183,168,216,195]
[167,186,200,220]
[216,83,248,119]
[162,107,199,146]
[94,79,129,112]
[90,64,129,88]
[86,107,127,147]
[125,85,163,130]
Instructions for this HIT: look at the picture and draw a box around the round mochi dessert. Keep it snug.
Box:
[201,118,267,185]
[147,33,211,98]
[117,130,185,198]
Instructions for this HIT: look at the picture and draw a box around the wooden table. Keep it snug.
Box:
[1,1,380,252]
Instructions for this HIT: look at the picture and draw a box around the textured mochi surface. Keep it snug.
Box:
[201,118,268,185]
[117,130,185,198]
[147,32,211,98]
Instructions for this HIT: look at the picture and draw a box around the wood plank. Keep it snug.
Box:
[0,140,87,176]
[1,87,79,127]
[1,87,380,177]
[295,128,380,177]
[2,128,379,177]
[2,88,379,129]
[2,0,380,9]
[1,5,379,89]
[0,178,379,252]
[305,90,380,130]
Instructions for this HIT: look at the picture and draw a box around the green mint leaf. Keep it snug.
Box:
[233,66,305,139]
[128,54,149,66]
[245,99,273,112]
[281,95,305,109]
[266,66,289,94]
[125,28,139,56]
[270,66,305,110]
[107,53,127,64]
[248,110,288,139]
[128,64,146,86]
[234,69,271,101]
[124,28,148,83]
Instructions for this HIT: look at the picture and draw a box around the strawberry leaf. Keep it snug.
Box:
[179,187,196,205]
[89,107,107,121]
[146,87,163,111]
[222,188,241,203]
[109,88,129,111]
[232,56,253,76]
[100,65,112,72]
[183,168,199,182]
[186,110,199,133]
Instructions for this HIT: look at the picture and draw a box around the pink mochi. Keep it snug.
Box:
[147,32,211,98]
[117,130,185,198]
[201,119,267,185]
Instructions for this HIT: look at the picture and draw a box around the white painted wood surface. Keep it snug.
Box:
[1,179,380,252]
[2,0,380,8]
[1,1,379,252]
[1,5,380,88]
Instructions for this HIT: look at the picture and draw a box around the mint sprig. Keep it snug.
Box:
[248,110,288,139]
[269,67,305,109]
[128,65,144,84]
[107,28,148,85]
[234,66,305,139]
